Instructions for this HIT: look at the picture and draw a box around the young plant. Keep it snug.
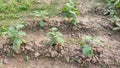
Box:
[39,21,45,27]
[47,27,64,46]
[34,10,49,27]
[3,24,26,52]
[34,10,49,19]
[80,35,101,58]
[61,0,79,25]
[82,45,93,58]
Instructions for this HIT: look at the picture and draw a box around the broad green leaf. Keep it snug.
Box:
[7,31,15,38]
[50,27,58,31]
[55,32,63,37]
[1,32,7,35]
[47,27,64,45]
[34,11,40,16]
[15,24,24,30]
[50,38,56,45]
[47,32,55,37]
[69,10,77,17]
[57,37,64,44]
[8,27,15,31]
[70,19,76,25]
[18,31,26,36]
[39,21,45,27]
[82,45,93,58]
[12,38,22,51]
[66,3,73,9]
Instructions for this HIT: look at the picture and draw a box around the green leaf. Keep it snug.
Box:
[57,37,64,44]
[18,31,26,36]
[70,19,76,25]
[8,27,15,31]
[39,21,45,27]
[82,45,93,58]
[1,32,7,35]
[66,3,73,8]
[47,27,64,45]
[15,24,24,30]
[12,38,22,51]
[55,32,63,37]
[50,27,58,31]
[69,10,77,17]
[46,32,55,37]
[50,38,56,45]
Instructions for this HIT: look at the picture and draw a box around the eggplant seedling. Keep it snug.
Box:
[3,24,26,52]
[47,27,64,46]
[80,35,101,58]
[61,0,79,25]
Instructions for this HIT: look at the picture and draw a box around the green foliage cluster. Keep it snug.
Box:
[80,35,101,57]
[105,0,120,30]
[34,10,48,27]
[61,0,79,25]
[0,0,33,13]
[47,27,64,46]
[105,0,120,17]
[3,24,26,52]
[0,0,34,20]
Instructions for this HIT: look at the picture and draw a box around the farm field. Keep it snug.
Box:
[0,0,120,68]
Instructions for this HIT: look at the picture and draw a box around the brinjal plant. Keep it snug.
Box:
[34,10,49,27]
[80,35,101,58]
[3,24,26,52]
[47,27,64,46]
[61,0,79,25]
